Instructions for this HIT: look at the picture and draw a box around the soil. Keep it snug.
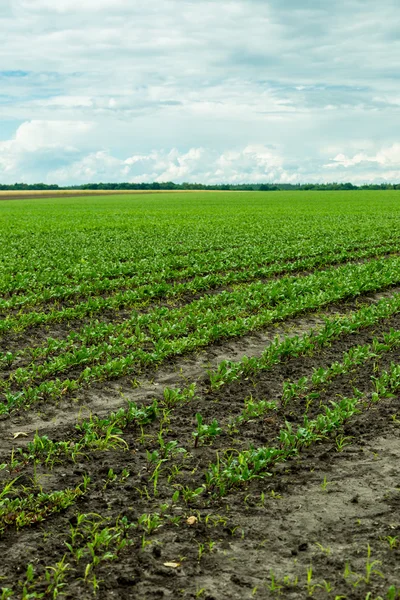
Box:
[0,291,400,598]
[0,285,399,434]
[0,192,183,201]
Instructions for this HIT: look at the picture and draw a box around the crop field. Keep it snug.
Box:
[1,190,400,599]
[0,190,183,202]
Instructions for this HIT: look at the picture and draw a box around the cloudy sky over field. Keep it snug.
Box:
[0,0,400,184]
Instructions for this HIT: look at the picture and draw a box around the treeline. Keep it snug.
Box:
[1,182,400,191]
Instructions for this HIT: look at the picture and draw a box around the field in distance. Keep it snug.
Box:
[0,189,194,201]
[1,190,400,599]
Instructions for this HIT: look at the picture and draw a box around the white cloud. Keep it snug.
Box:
[0,120,94,179]
[5,120,93,151]
[325,144,400,169]
[48,141,400,186]
[1,1,400,183]
[1,119,400,185]
[44,144,287,185]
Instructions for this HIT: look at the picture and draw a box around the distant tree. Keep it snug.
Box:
[0,181,399,192]
[259,184,279,191]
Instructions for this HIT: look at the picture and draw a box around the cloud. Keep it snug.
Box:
[0,1,400,183]
[1,119,400,184]
[47,145,285,185]
[46,141,400,186]
[0,120,94,179]
[325,144,400,169]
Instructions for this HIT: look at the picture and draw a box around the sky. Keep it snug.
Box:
[0,0,400,185]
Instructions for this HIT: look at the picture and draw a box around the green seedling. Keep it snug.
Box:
[193,413,222,448]
[321,580,333,592]
[197,543,205,561]
[357,544,384,585]
[306,564,320,596]
[158,435,187,460]
[386,585,400,600]
[235,396,277,424]
[314,542,331,555]
[320,475,332,491]
[138,513,163,535]
[181,486,204,504]
[344,560,359,581]
[44,555,70,598]
[268,569,282,594]
[282,574,299,587]
[335,434,353,452]
[269,490,282,499]
[103,468,117,489]
[384,535,398,550]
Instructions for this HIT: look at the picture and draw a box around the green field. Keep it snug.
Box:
[1,191,400,599]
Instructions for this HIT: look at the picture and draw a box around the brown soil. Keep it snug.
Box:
[0,296,400,598]
[0,191,187,201]
[2,286,397,436]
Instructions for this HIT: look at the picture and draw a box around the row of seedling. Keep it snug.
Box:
[2,229,395,300]
[4,316,400,481]
[204,360,400,496]
[3,257,400,414]
[208,290,400,390]
[2,238,398,324]
[1,251,400,342]
[0,476,90,535]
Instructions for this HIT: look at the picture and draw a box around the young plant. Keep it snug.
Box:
[193,413,222,448]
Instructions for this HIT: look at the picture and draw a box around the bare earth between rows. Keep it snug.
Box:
[2,285,400,450]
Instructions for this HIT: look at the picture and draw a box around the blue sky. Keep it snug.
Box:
[0,0,400,184]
